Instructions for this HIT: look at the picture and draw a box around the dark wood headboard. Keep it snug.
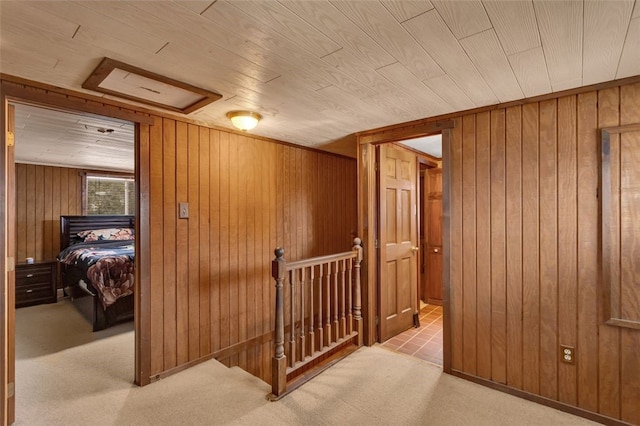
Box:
[60,215,135,252]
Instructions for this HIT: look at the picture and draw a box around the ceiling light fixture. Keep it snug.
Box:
[226,111,262,131]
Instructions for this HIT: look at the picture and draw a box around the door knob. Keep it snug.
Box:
[434,248,439,253]
[411,246,419,253]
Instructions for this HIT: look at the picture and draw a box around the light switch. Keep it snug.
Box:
[179,202,189,219]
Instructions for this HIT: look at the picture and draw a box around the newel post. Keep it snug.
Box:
[271,247,287,397]
[353,238,363,347]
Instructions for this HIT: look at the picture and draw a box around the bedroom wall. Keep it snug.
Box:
[446,81,640,424]
[14,164,83,264]
[14,164,131,266]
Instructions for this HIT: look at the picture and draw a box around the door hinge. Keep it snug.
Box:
[375,161,379,172]
[7,257,14,272]
[8,382,14,398]
[375,315,379,325]
[374,239,379,249]
[6,131,15,147]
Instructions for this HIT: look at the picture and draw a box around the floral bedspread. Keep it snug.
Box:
[57,240,135,309]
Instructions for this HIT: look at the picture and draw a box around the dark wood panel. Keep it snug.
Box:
[576,91,598,413]
[489,109,506,384]
[557,96,578,406]
[505,106,522,390]
[619,82,640,426]
[521,102,540,395]
[538,99,559,401]
[462,114,477,375]
[597,87,622,419]
[475,111,491,380]
[449,117,463,371]
[162,118,177,370]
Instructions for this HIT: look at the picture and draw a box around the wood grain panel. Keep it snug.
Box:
[597,87,621,419]
[149,116,164,375]
[198,127,211,357]
[521,103,540,395]
[576,92,598,412]
[474,111,491,380]
[187,124,200,361]
[490,109,506,384]
[449,117,463,371]
[162,118,177,370]
[505,106,522,390]
[175,121,189,366]
[619,82,640,426]
[557,96,578,405]
[461,114,477,375]
[538,99,559,400]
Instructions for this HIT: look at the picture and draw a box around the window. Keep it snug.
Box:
[85,175,135,215]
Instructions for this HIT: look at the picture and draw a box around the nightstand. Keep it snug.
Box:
[15,260,58,308]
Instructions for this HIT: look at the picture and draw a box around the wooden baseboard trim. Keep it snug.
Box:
[450,370,632,426]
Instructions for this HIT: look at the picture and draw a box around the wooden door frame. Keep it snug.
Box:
[356,119,454,374]
[0,80,154,424]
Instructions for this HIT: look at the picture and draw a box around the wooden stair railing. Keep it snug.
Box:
[270,238,363,399]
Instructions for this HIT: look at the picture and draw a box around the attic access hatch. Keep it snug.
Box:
[82,57,222,114]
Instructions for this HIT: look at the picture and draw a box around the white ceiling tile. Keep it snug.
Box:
[226,0,342,58]
[329,0,444,80]
[432,0,492,39]
[460,29,524,103]
[508,47,552,98]
[583,1,634,85]
[423,74,476,112]
[402,10,498,106]
[617,17,640,79]
[279,0,396,69]
[483,0,540,55]
[534,0,583,91]
[380,0,434,23]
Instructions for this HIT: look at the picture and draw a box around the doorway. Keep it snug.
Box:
[377,136,444,366]
[356,121,453,373]
[3,90,141,423]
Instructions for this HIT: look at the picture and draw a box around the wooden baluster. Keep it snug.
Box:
[289,269,296,367]
[309,265,315,355]
[317,263,324,349]
[299,268,306,361]
[333,261,340,342]
[347,257,353,335]
[340,259,347,339]
[324,262,332,345]
[353,238,363,346]
[271,248,287,397]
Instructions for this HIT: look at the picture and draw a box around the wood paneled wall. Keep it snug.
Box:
[143,117,357,382]
[15,164,83,263]
[3,77,356,390]
[449,81,640,424]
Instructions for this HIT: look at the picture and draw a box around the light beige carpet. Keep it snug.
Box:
[15,299,596,425]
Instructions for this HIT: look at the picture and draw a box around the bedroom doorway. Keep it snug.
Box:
[3,94,146,423]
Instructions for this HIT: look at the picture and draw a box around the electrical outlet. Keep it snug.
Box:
[560,345,575,364]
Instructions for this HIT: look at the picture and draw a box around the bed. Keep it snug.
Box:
[58,215,135,331]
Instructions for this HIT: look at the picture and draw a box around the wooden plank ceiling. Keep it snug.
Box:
[1,0,639,156]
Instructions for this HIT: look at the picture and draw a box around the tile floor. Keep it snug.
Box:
[381,304,443,366]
